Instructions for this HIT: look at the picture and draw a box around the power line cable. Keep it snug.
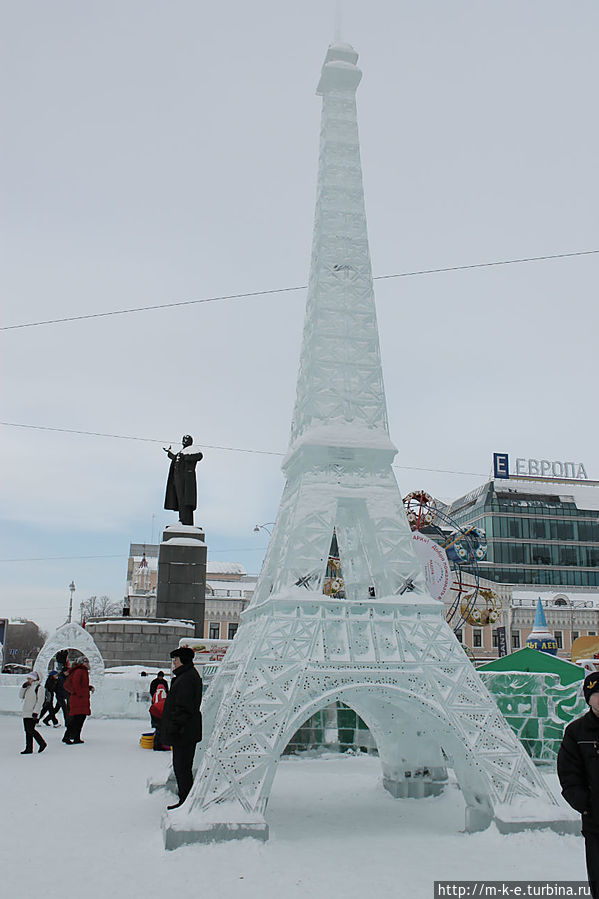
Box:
[0,421,487,477]
[0,547,269,563]
[0,554,126,562]
[2,248,597,332]
[0,422,284,456]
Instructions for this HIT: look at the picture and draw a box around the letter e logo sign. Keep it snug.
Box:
[493,453,509,479]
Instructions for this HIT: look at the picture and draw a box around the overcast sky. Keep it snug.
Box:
[1,1,597,633]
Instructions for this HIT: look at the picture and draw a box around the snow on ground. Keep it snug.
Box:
[0,716,586,899]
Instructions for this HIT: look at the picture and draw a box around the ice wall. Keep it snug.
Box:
[480,671,586,762]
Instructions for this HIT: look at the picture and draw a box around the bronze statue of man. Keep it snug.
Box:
[163,435,204,526]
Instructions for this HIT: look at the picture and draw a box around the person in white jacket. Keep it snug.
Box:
[19,671,47,754]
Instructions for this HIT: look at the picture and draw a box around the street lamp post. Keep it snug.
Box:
[254,523,275,536]
[67,581,76,624]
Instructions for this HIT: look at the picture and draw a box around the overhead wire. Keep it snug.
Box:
[0,422,285,456]
[0,421,487,477]
[2,248,597,332]
[0,547,269,563]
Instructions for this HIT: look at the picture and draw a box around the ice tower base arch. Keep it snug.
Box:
[163,595,576,848]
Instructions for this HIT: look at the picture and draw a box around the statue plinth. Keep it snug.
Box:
[155,525,207,638]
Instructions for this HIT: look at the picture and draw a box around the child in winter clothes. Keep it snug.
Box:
[41,670,60,726]
[149,679,168,750]
[19,671,47,754]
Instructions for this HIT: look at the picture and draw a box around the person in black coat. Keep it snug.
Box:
[161,646,203,809]
[54,652,70,727]
[149,671,169,700]
[558,672,599,898]
[40,671,60,726]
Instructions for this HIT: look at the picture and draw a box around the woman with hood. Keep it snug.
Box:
[63,659,94,745]
[19,671,47,754]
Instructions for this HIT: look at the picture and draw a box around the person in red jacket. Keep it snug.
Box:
[149,680,168,751]
[62,659,94,745]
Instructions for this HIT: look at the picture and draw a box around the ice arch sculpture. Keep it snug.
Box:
[35,622,105,683]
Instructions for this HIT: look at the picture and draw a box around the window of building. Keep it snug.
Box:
[572,631,580,642]
[512,631,521,649]
[560,547,578,567]
[557,521,574,541]
[473,629,482,648]
[531,519,548,540]
[455,630,463,643]
[208,622,220,639]
[589,631,597,637]
[578,521,599,541]
[555,631,563,649]
[228,623,239,640]
[531,546,551,566]
[586,548,599,567]
[508,519,522,539]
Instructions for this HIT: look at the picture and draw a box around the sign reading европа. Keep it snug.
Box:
[493,453,588,481]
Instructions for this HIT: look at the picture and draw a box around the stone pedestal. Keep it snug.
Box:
[156,525,207,638]
[86,617,195,668]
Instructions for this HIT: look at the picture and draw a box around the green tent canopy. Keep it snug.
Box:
[477,647,585,687]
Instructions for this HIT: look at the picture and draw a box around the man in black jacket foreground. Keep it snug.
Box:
[161,647,203,810]
[558,673,599,898]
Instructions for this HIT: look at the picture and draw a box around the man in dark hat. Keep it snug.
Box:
[161,646,203,810]
[558,672,599,898]
[163,435,203,526]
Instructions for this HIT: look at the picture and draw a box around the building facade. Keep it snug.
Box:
[448,472,599,589]
[124,544,256,638]
[509,590,599,659]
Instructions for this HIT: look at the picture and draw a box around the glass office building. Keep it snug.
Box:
[447,477,599,588]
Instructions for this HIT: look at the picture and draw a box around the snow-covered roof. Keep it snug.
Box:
[129,558,254,578]
[492,477,599,511]
[206,579,255,595]
[206,562,247,576]
[449,477,599,514]
[90,618,194,628]
[166,538,205,547]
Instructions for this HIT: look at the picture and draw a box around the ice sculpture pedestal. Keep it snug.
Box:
[382,768,448,800]
[163,803,268,849]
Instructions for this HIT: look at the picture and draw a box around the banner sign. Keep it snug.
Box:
[412,532,453,604]
[496,626,507,657]
[179,639,231,664]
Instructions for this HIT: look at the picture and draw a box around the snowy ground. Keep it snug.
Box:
[0,716,587,899]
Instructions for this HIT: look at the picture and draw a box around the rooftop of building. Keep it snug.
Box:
[511,589,599,609]
[206,579,256,596]
[449,476,599,516]
[128,550,254,579]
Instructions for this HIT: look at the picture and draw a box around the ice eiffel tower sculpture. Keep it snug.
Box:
[163,42,568,848]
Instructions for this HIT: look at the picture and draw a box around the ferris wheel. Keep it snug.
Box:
[402,490,500,633]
